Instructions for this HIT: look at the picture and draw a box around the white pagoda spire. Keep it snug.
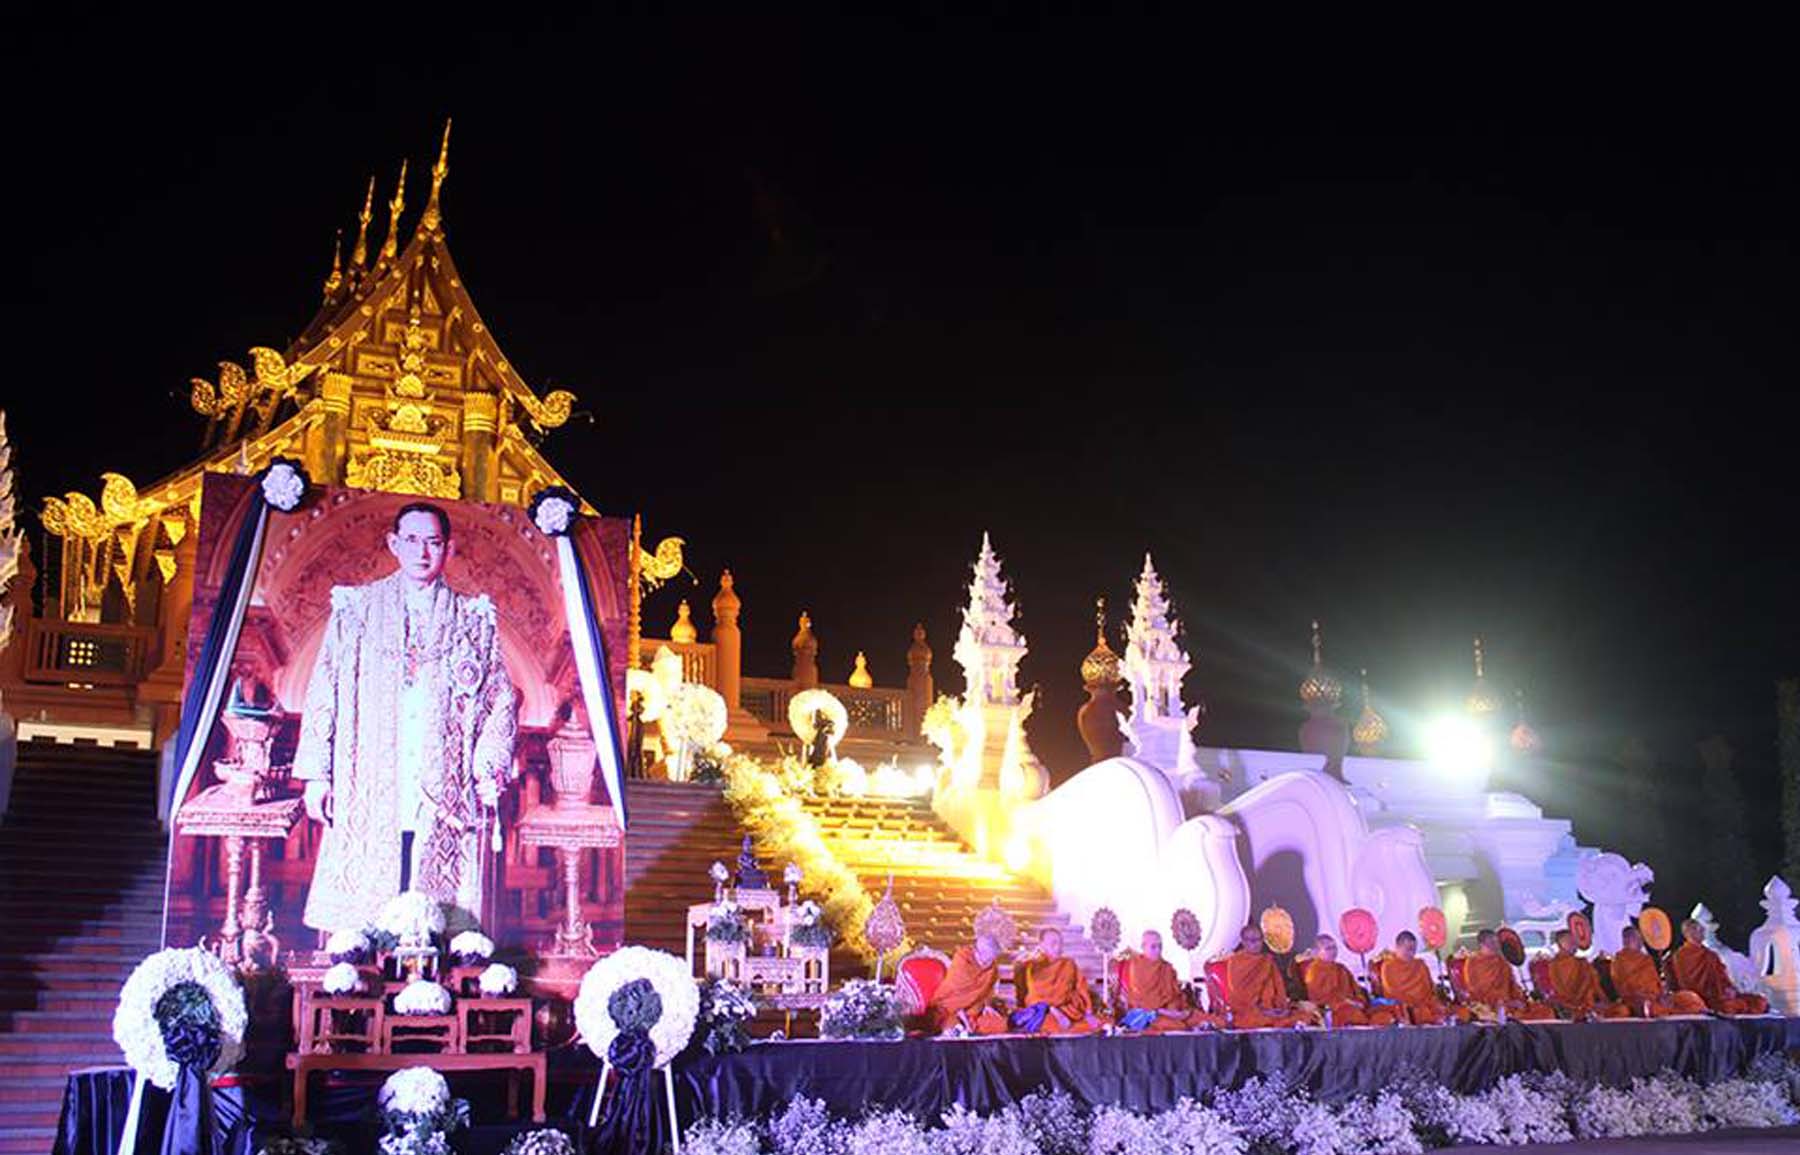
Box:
[1123,552,1190,726]
[953,532,1026,707]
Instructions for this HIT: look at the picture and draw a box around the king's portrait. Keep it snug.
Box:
[293,501,519,933]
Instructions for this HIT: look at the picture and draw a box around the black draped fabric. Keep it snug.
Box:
[586,1031,676,1155]
[53,1069,251,1155]
[676,1018,1800,1122]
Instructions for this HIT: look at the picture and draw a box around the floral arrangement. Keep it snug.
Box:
[254,1138,343,1155]
[672,1060,1800,1155]
[113,947,248,1091]
[787,688,849,754]
[501,1128,578,1155]
[479,963,519,997]
[327,928,372,963]
[708,900,750,944]
[526,487,579,538]
[668,682,730,753]
[574,946,699,1069]
[448,931,494,965]
[722,752,901,962]
[321,962,363,996]
[393,981,453,1016]
[819,979,904,1041]
[377,1067,469,1155]
[378,891,446,945]
[789,900,834,951]
[696,976,759,1056]
[259,458,310,513]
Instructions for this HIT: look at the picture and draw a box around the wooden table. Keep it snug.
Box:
[285,1051,547,1124]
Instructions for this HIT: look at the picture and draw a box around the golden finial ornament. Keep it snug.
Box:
[1080,595,1122,689]
[1465,635,1501,716]
[1509,686,1543,754]
[351,176,375,269]
[421,118,451,233]
[1298,619,1344,708]
[321,230,344,299]
[380,159,408,263]
[1352,667,1388,752]
[669,599,698,644]
[848,651,874,688]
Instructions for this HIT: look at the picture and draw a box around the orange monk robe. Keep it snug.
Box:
[1610,947,1706,1016]
[1224,952,1314,1028]
[1464,955,1556,1021]
[925,947,1008,1035]
[1378,956,1471,1025]
[1670,943,1770,1015]
[1016,956,1099,1035]
[1121,956,1218,1032]
[1546,954,1629,1019]
[1303,959,1399,1027]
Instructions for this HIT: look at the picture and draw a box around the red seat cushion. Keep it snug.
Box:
[897,956,948,1014]
[1204,958,1232,1011]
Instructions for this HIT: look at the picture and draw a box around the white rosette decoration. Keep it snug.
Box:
[326,928,370,963]
[259,458,309,513]
[479,963,519,997]
[449,931,495,964]
[379,1066,451,1118]
[787,689,849,758]
[112,947,248,1092]
[527,487,579,538]
[574,946,699,1069]
[665,682,728,781]
[394,981,454,1016]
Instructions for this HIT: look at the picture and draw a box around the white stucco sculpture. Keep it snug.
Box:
[1575,852,1653,957]
[1747,875,1800,1015]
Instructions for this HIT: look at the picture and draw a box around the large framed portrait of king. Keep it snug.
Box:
[166,474,631,962]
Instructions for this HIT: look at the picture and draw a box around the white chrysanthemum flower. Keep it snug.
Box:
[533,495,575,537]
[326,928,368,960]
[112,947,248,1091]
[260,462,306,511]
[378,891,446,942]
[379,1066,450,1117]
[393,981,453,1016]
[321,962,362,996]
[479,963,519,997]
[573,946,699,1069]
[449,931,494,962]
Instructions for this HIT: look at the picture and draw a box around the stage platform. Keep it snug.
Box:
[55,1018,1800,1154]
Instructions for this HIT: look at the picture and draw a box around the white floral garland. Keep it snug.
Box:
[574,946,699,1068]
[394,981,453,1016]
[112,947,248,1091]
[379,891,447,943]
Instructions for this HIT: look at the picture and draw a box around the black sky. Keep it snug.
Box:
[10,18,1795,823]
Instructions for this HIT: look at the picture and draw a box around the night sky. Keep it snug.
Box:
[12,19,1795,921]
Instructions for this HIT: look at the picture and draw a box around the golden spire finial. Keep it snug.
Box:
[322,229,345,299]
[380,159,408,263]
[421,119,451,233]
[1095,595,1108,646]
[1352,667,1388,751]
[1299,619,1342,708]
[351,176,375,269]
[1311,619,1324,667]
[1081,595,1121,689]
[1465,635,1501,716]
[1473,635,1486,679]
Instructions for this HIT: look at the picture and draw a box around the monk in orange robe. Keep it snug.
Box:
[925,934,1008,1035]
[1223,925,1315,1028]
[1545,930,1629,1020]
[1010,927,1100,1035]
[1303,934,1398,1027]
[1671,919,1769,1015]
[1611,926,1706,1017]
[1464,930,1555,1021]
[1119,930,1217,1032]
[1378,931,1470,1025]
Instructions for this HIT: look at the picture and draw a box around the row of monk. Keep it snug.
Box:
[921,918,1770,1036]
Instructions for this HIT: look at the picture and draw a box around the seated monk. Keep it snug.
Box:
[1009,927,1100,1035]
[1378,931,1470,1025]
[1464,930,1555,1021]
[1119,930,1217,1033]
[1222,925,1316,1028]
[1545,929,1629,1020]
[1671,919,1769,1015]
[1302,934,1399,1027]
[1611,926,1705,1016]
[924,933,1009,1035]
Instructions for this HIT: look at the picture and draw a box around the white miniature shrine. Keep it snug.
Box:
[686,839,831,999]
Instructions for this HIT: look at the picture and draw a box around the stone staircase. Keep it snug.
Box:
[0,740,165,1155]
[621,779,1103,987]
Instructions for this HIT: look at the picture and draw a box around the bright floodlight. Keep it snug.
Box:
[1425,715,1493,775]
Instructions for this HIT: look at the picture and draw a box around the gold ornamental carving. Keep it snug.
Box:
[345,449,460,498]
[515,388,576,432]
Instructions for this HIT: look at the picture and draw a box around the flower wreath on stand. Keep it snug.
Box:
[574,947,699,1143]
[377,1067,469,1155]
[112,947,249,1155]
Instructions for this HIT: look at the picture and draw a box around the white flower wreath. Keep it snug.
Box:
[532,494,575,537]
[260,461,307,512]
[379,1066,450,1118]
[667,682,729,749]
[573,946,699,1069]
[479,963,519,997]
[787,688,849,751]
[321,962,362,996]
[449,931,494,962]
[112,947,248,1091]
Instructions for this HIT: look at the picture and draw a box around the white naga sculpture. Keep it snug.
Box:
[1575,852,1654,957]
[1748,875,1800,1015]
